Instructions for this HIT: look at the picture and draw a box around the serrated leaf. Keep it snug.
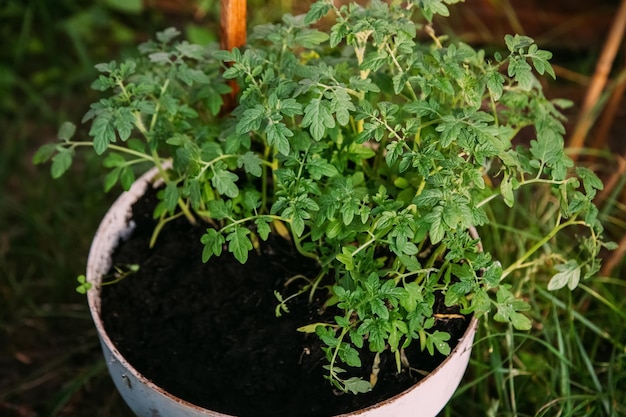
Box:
[295,29,329,48]
[265,121,292,155]
[237,152,263,177]
[207,199,230,220]
[547,260,581,291]
[163,182,179,212]
[501,173,514,207]
[227,227,253,264]
[343,378,372,394]
[236,105,265,135]
[51,150,73,179]
[255,218,271,240]
[188,179,202,209]
[90,115,116,155]
[304,1,331,25]
[302,98,335,141]
[427,330,451,355]
[212,168,239,198]
[32,143,57,165]
[201,228,225,262]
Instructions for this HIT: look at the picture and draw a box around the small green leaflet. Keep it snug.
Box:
[237,152,264,177]
[343,378,372,395]
[211,168,239,198]
[493,286,532,330]
[265,121,292,155]
[163,182,179,212]
[295,29,329,48]
[304,0,331,25]
[236,105,265,135]
[227,227,253,264]
[302,98,335,141]
[254,217,271,240]
[90,114,116,155]
[425,330,451,356]
[58,121,76,141]
[51,149,73,179]
[75,274,92,294]
[201,229,225,262]
[547,260,581,291]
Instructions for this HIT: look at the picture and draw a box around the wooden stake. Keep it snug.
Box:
[220,0,246,110]
[567,0,626,157]
[220,0,247,51]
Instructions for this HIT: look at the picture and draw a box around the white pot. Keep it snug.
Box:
[86,167,478,417]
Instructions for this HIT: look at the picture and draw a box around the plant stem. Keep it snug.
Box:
[500,218,586,280]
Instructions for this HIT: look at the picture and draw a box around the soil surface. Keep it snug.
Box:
[101,186,471,417]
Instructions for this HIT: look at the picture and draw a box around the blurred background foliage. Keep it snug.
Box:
[1,0,624,416]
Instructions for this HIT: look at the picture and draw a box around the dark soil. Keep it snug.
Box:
[100,186,471,417]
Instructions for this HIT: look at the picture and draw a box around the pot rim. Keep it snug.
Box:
[86,166,478,416]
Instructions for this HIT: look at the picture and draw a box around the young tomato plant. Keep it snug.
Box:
[36,0,613,394]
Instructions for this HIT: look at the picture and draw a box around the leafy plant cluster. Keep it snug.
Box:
[36,0,612,394]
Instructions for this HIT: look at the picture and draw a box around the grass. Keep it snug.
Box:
[1,1,625,416]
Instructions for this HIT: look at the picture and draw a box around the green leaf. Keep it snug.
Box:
[227,227,253,264]
[90,115,116,155]
[238,152,263,177]
[265,121,292,155]
[302,98,335,141]
[236,105,265,134]
[156,27,181,43]
[207,199,230,220]
[163,182,179,212]
[32,143,57,165]
[103,152,126,168]
[212,168,239,198]
[255,218,271,241]
[343,378,372,394]
[504,34,534,53]
[114,108,134,141]
[494,286,532,330]
[201,228,225,262]
[420,0,450,21]
[508,56,533,90]
[51,149,73,179]
[547,260,581,291]
[304,1,332,24]
[188,179,202,209]
[339,345,362,367]
[426,330,451,355]
[486,70,504,101]
[307,157,338,179]
[295,29,329,48]
[528,44,555,78]
[75,274,92,294]
[119,167,135,191]
[501,173,514,207]
[58,121,76,141]
[426,206,445,244]
[104,167,121,192]
[510,312,532,331]
[277,98,303,118]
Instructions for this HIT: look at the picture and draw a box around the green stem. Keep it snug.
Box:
[500,218,586,280]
